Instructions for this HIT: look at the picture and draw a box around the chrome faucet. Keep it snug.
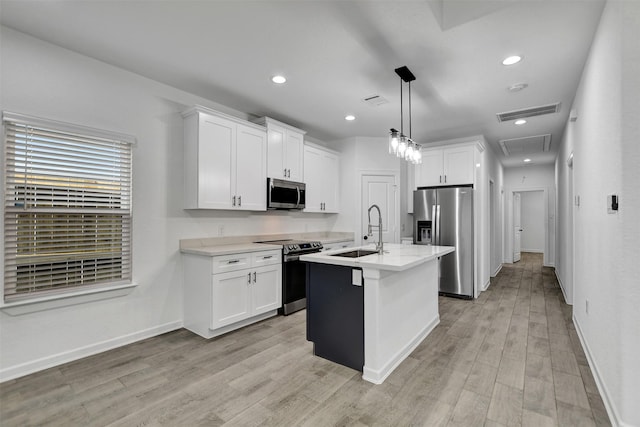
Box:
[367,204,384,253]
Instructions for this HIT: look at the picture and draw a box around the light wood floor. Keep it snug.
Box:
[0,253,610,426]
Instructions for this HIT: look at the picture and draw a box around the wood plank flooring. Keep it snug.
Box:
[0,253,610,426]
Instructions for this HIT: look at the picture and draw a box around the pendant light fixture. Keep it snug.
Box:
[389,66,422,164]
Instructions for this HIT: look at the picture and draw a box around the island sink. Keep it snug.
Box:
[330,249,379,258]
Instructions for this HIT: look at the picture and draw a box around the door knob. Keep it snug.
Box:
[363,235,368,240]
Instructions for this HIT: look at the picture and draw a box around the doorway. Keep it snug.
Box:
[359,172,398,246]
[507,188,549,265]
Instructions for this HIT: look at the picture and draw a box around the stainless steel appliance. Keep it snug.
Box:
[255,239,323,314]
[267,178,306,210]
[413,186,474,298]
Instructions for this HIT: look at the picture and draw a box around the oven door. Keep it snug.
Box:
[282,251,317,315]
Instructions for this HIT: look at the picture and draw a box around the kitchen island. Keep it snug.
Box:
[300,243,455,384]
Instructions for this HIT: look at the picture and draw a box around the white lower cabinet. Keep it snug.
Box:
[184,249,282,338]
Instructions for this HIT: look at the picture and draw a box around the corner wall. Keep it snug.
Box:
[555,1,640,425]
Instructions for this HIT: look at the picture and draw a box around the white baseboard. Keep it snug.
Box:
[555,270,571,305]
[573,316,622,427]
[491,264,502,278]
[0,320,183,383]
[482,278,491,292]
[521,249,544,253]
[363,315,439,385]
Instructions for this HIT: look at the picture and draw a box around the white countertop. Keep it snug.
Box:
[180,243,282,256]
[300,243,455,272]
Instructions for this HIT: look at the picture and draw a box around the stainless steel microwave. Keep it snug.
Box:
[267,178,306,210]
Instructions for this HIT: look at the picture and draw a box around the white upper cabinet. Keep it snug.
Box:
[415,145,475,187]
[304,143,340,213]
[182,106,267,210]
[254,117,305,182]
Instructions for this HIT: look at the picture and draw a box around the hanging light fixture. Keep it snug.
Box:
[389,65,422,164]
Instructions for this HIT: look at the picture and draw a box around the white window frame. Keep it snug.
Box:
[2,112,136,312]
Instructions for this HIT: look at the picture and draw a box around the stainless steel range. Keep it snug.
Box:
[255,239,323,315]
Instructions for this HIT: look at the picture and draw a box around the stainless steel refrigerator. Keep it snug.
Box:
[413,186,474,298]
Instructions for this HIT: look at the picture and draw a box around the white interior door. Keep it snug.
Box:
[513,192,522,262]
[361,174,397,247]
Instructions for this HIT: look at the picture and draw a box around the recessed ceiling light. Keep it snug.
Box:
[507,83,528,92]
[502,55,523,66]
[271,75,287,84]
[524,158,532,163]
[344,115,356,121]
[514,119,527,125]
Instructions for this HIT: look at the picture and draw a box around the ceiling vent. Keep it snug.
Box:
[499,134,552,156]
[496,102,561,122]
[362,94,389,107]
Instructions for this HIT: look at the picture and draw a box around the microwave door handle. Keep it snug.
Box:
[296,186,300,207]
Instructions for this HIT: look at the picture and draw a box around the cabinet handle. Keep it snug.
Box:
[253,272,257,283]
[238,195,242,206]
[439,176,442,184]
[444,175,447,183]
[232,195,236,206]
[284,168,287,177]
[287,169,291,178]
[262,255,273,259]
[227,259,240,264]
[247,273,251,284]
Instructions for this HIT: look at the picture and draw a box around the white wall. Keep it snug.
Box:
[485,145,505,279]
[503,164,556,266]
[519,191,545,252]
[0,27,343,380]
[555,1,640,425]
[333,137,401,246]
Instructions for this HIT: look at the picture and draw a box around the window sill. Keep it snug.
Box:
[0,283,137,316]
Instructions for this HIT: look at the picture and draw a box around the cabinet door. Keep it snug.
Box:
[443,146,474,185]
[285,130,304,182]
[198,114,235,209]
[416,149,444,187]
[211,270,251,330]
[235,125,267,211]
[303,145,323,212]
[251,265,282,315]
[322,150,340,212]
[266,124,286,179]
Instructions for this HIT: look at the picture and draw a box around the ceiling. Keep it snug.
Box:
[0,0,605,167]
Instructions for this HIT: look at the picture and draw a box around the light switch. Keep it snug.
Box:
[352,269,362,286]
[607,194,619,213]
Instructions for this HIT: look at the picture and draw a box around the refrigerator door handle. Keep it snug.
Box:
[431,204,437,244]
[435,204,441,245]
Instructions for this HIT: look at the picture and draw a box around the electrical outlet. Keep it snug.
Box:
[586,299,589,315]
[218,225,225,236]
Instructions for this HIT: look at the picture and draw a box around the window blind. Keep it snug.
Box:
[3,112,134,302]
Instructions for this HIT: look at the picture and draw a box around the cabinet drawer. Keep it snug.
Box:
[212,254,251,274]
[252,250,281,267]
